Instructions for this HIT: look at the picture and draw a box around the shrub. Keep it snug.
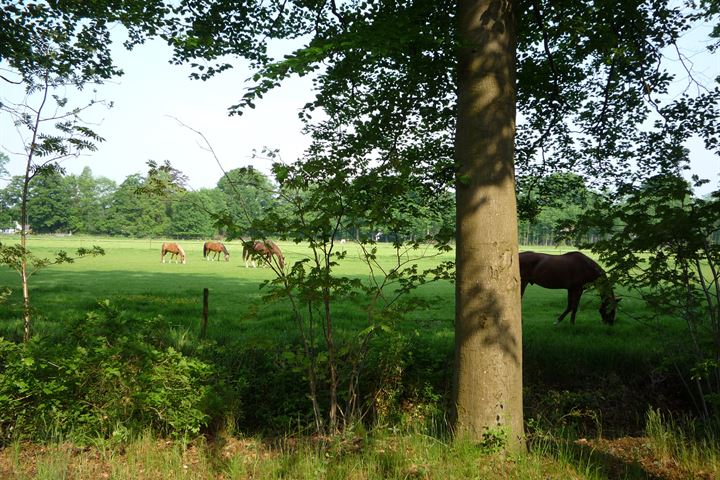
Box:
[0,302,212,443]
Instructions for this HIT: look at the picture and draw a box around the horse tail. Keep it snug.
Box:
[203,242,207,258]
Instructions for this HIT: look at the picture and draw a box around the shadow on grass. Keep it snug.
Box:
[0,268,275,342]
[544,438,664,480]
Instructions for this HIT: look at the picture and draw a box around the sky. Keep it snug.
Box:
[0,27,315,192]
[0,20,718,196]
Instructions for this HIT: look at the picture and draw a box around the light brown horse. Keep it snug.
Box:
[203,241,229,261]
[520,251,618,325]
[161,242,186,264]
[243,240,285,269]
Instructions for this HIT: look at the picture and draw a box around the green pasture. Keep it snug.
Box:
[0,237,635,331]
[0,235,689,435]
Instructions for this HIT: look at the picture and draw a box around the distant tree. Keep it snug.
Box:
[0,175,21,231]
[64,167,116,234]
[26,169,75,233]
[365,184,455,244]
[88,176,119,235]
[167,189,223,238]
[0,153,8,180]
[217,167,275,235]
[517,173,599,245]
[105,174,169,237]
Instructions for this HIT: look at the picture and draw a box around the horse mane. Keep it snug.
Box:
[176,244,186,257]
[222,243,229,255]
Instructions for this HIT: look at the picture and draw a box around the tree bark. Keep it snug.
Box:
[453,0,524,452]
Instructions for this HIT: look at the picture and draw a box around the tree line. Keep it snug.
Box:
[1,160,646,246]
[0,161,457,242]
[2,160,715,247]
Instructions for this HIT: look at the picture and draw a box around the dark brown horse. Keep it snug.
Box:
[203,241,229,261]
[519,251,618,325]
[243,240,285,269]
[161,242,186,264]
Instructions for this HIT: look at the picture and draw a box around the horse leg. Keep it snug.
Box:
[558,288,583,325]
[244,253,255,268]
[569,288,584,325]
[161,251,165,263]
[556,288,578,324]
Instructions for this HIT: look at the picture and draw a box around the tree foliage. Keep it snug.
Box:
[569,175,720,416]
[1,0,169,84]
[155,1,719,195]
[216,166,276,235]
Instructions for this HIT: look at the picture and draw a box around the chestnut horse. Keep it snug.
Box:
[161,242,186,264]
[519,251,618,325]
[243,240,285,269]
[203,241,229,261]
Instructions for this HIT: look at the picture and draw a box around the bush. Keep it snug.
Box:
[0,302,212,443]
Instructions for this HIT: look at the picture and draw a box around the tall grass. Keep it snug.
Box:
[645,409,720,477]
[1,428,612,479]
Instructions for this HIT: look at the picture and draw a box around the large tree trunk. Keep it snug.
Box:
[453,0,524,452]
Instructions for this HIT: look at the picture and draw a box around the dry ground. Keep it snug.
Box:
[1,435,716,479]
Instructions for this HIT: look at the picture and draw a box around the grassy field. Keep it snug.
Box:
[0,235,656,334]
[0,235,686,399]
[0,235,715,478]
[0,235,674,369]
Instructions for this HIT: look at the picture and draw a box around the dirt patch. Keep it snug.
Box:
[576,437,716,480]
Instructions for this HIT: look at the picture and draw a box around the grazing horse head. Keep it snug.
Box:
[599,297,617,325]
[595,275,619,325]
